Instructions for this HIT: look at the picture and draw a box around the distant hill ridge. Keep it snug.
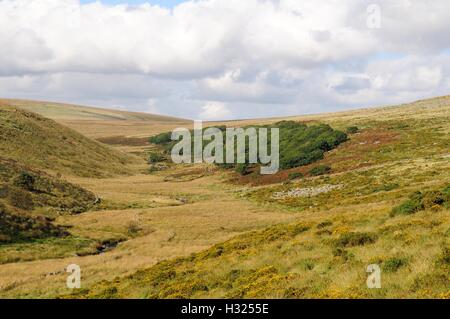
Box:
[0,98,187,122]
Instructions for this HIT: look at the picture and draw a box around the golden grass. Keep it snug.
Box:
[0,164,297,298]
[0,95,448,299]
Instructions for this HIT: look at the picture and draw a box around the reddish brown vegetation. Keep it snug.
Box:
[229,129,400,186]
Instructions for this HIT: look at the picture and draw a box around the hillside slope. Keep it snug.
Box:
[68,95,449,299]
[0,104,135,177]
[0,157,96,214]
[0,99,190,139]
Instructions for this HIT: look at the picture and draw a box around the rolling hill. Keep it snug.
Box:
[0,101,139,248]
[0,99,190,139]
[66,95,449,299]
[0,95,448,299]
[0,103,136,177]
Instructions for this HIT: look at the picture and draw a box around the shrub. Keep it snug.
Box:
[148,152,166,164]
[334,232,377,248]
[391,186,449,217]
[288,172,303,180]
[149,132,172,145]
[8,188,34,210]
[346,126,359,134]
[332,247,354,261]
[0,203,68,243]
[422,190,445,208]
[390,191,424,216]
[317,221,333,229]
[235,163,249,176]
[13,171,35,191]
[149,122,347,172]
[382,257,409,272]
[309,165,331,176]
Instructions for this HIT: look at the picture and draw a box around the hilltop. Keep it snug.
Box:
[0,99,190,139]
[0,95,448,299]
[0,103,136,177]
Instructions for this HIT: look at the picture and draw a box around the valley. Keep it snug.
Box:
[0,96,448,298]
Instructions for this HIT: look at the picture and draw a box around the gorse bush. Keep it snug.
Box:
[346,126,359,134]
[334,232,378,248]
[382,257,409,272]
[390,185,449,217]
[149,121,347,172]
[390,191,424,216]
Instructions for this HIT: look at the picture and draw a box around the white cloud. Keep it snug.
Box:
[0,0,449,119]
[199,101,230,120]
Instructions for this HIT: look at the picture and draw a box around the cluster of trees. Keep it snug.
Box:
[149,121,347,175]
[276,121,347,169]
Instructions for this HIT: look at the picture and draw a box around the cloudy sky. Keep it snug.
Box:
[1,0,449,120]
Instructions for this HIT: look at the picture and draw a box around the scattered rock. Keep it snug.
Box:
[272,184,343,199]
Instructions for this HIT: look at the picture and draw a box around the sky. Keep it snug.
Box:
[1,0,449,120]
[80,0,186,8]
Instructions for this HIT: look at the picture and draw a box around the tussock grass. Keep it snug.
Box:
[0,95,449,299]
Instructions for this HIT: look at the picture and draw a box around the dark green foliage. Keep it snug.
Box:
[334,232,377,248]
[13,172,35,191]
[235,163,249,176]
[390,185,449,217]
[309,165,331,176]
[148,152,166,164]
[382,257,409,272]
[288,172,303,180]
[149,131,172,145]
[149,121,347,172]
[277,122,347,169]
[346,126,359,134]
[390,191,424,216]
